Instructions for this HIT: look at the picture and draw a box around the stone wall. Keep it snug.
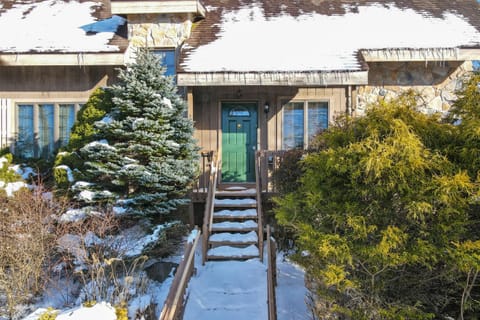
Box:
[127,14,192,48]
[356,61,473,115]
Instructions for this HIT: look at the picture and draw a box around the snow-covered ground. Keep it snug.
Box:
[276,253,311,320]
[19,229,310,320]
[183,239,311,320]
[183,259,268,320]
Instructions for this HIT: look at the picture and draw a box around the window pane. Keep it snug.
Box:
[307,102,329,144]
[229,107,250,117]
[153,50,176,76]
[59,104,76,147]
[283,102,304,149]
[17,105,34,158]
[38,104,54,158]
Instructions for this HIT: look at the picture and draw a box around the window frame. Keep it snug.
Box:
[281,99,330,150]
[151,48,177,77]
[15,102,83,158]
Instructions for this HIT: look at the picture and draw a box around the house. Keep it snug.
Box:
[1,0,480,186]
[177,0,480,185]
[0,0,205,158]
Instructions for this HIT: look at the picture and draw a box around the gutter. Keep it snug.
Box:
[177,70,369,86]
[0,53,125,66]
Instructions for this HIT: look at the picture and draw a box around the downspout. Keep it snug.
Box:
[347,85,353,116]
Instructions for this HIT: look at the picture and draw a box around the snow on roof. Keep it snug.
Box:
[0,0,125,53]
[181,2,480,72]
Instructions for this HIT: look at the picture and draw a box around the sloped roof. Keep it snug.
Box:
[0,0,127,53]
[179,0,480,74]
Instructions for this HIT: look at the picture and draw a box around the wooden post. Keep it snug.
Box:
[187,87,194,120]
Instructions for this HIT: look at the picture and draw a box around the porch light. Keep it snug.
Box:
[264,102,270,114]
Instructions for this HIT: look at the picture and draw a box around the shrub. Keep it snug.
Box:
[38,307,58,320]
[0,184,67,319]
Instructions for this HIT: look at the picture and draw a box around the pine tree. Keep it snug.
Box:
[61,49,199,216]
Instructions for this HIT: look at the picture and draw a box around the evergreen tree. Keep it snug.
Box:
[274,92,480,319]
[54,88,113,190]
[58,49,199,216]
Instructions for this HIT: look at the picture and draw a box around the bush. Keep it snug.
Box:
[0,153,21,183]
[274,92,480,319]
[38,307,58,320]
[0,185,67,319]
[273,149,306,195]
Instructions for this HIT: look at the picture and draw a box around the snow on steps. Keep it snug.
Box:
[213,208,257,220]
[183,259,267,319]
[215,188,257,197]
[211,220,258,232]
[209,231,258,246]
[207,244,259,260]
[214,197,257,208]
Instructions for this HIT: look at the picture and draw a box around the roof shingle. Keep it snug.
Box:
[179,0,480,73]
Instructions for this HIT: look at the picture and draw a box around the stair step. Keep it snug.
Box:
[207,245,259,260]
[215,188,257,197]
[211,220,258,232]
[209,231,258,246]
[214,198,257,208]
[213,209,257,220]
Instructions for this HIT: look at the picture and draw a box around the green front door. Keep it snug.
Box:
[221,102,258,182]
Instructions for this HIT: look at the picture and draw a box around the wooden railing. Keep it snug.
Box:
[201,157,219,265]
[255,152,264,262]
[266,225,278,320]
[159,228,201,320]
[195,150,215,193]
[256,150,287,194]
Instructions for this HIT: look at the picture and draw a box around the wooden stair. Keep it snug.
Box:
[206,186,262,261]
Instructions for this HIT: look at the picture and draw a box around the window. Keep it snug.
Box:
[152,49,176,76]
[229,107,250,117]
[282,100,328,149]
[16,103,81,158]
[38,104,54,158]
[17,105,34,158]
[59,104,76,147]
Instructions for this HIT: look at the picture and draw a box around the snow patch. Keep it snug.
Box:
[183,259,267,319]
[11,164,36,179]
[96,115,114,125]
[82,139,116,151]
[115,222,179,258]
[0,0,124,53]
[208,244,259,258]
[72,181,95,191]
[56,165,75,182]
[187,228,199,244]
[59,209,87,223]
[182,3,480,72]
[1,181,28,196]
[55,301,116,320]
[209,231,258,243]
[162,97,173,109]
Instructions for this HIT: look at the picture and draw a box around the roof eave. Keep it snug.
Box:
[177,70,369,86]
[361,48,480,62]
[0,53,126,66]
[111,0,206,17]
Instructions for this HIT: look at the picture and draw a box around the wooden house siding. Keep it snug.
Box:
[0,66,117,98]
[191,86,348,154]
[0,65,117,154]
